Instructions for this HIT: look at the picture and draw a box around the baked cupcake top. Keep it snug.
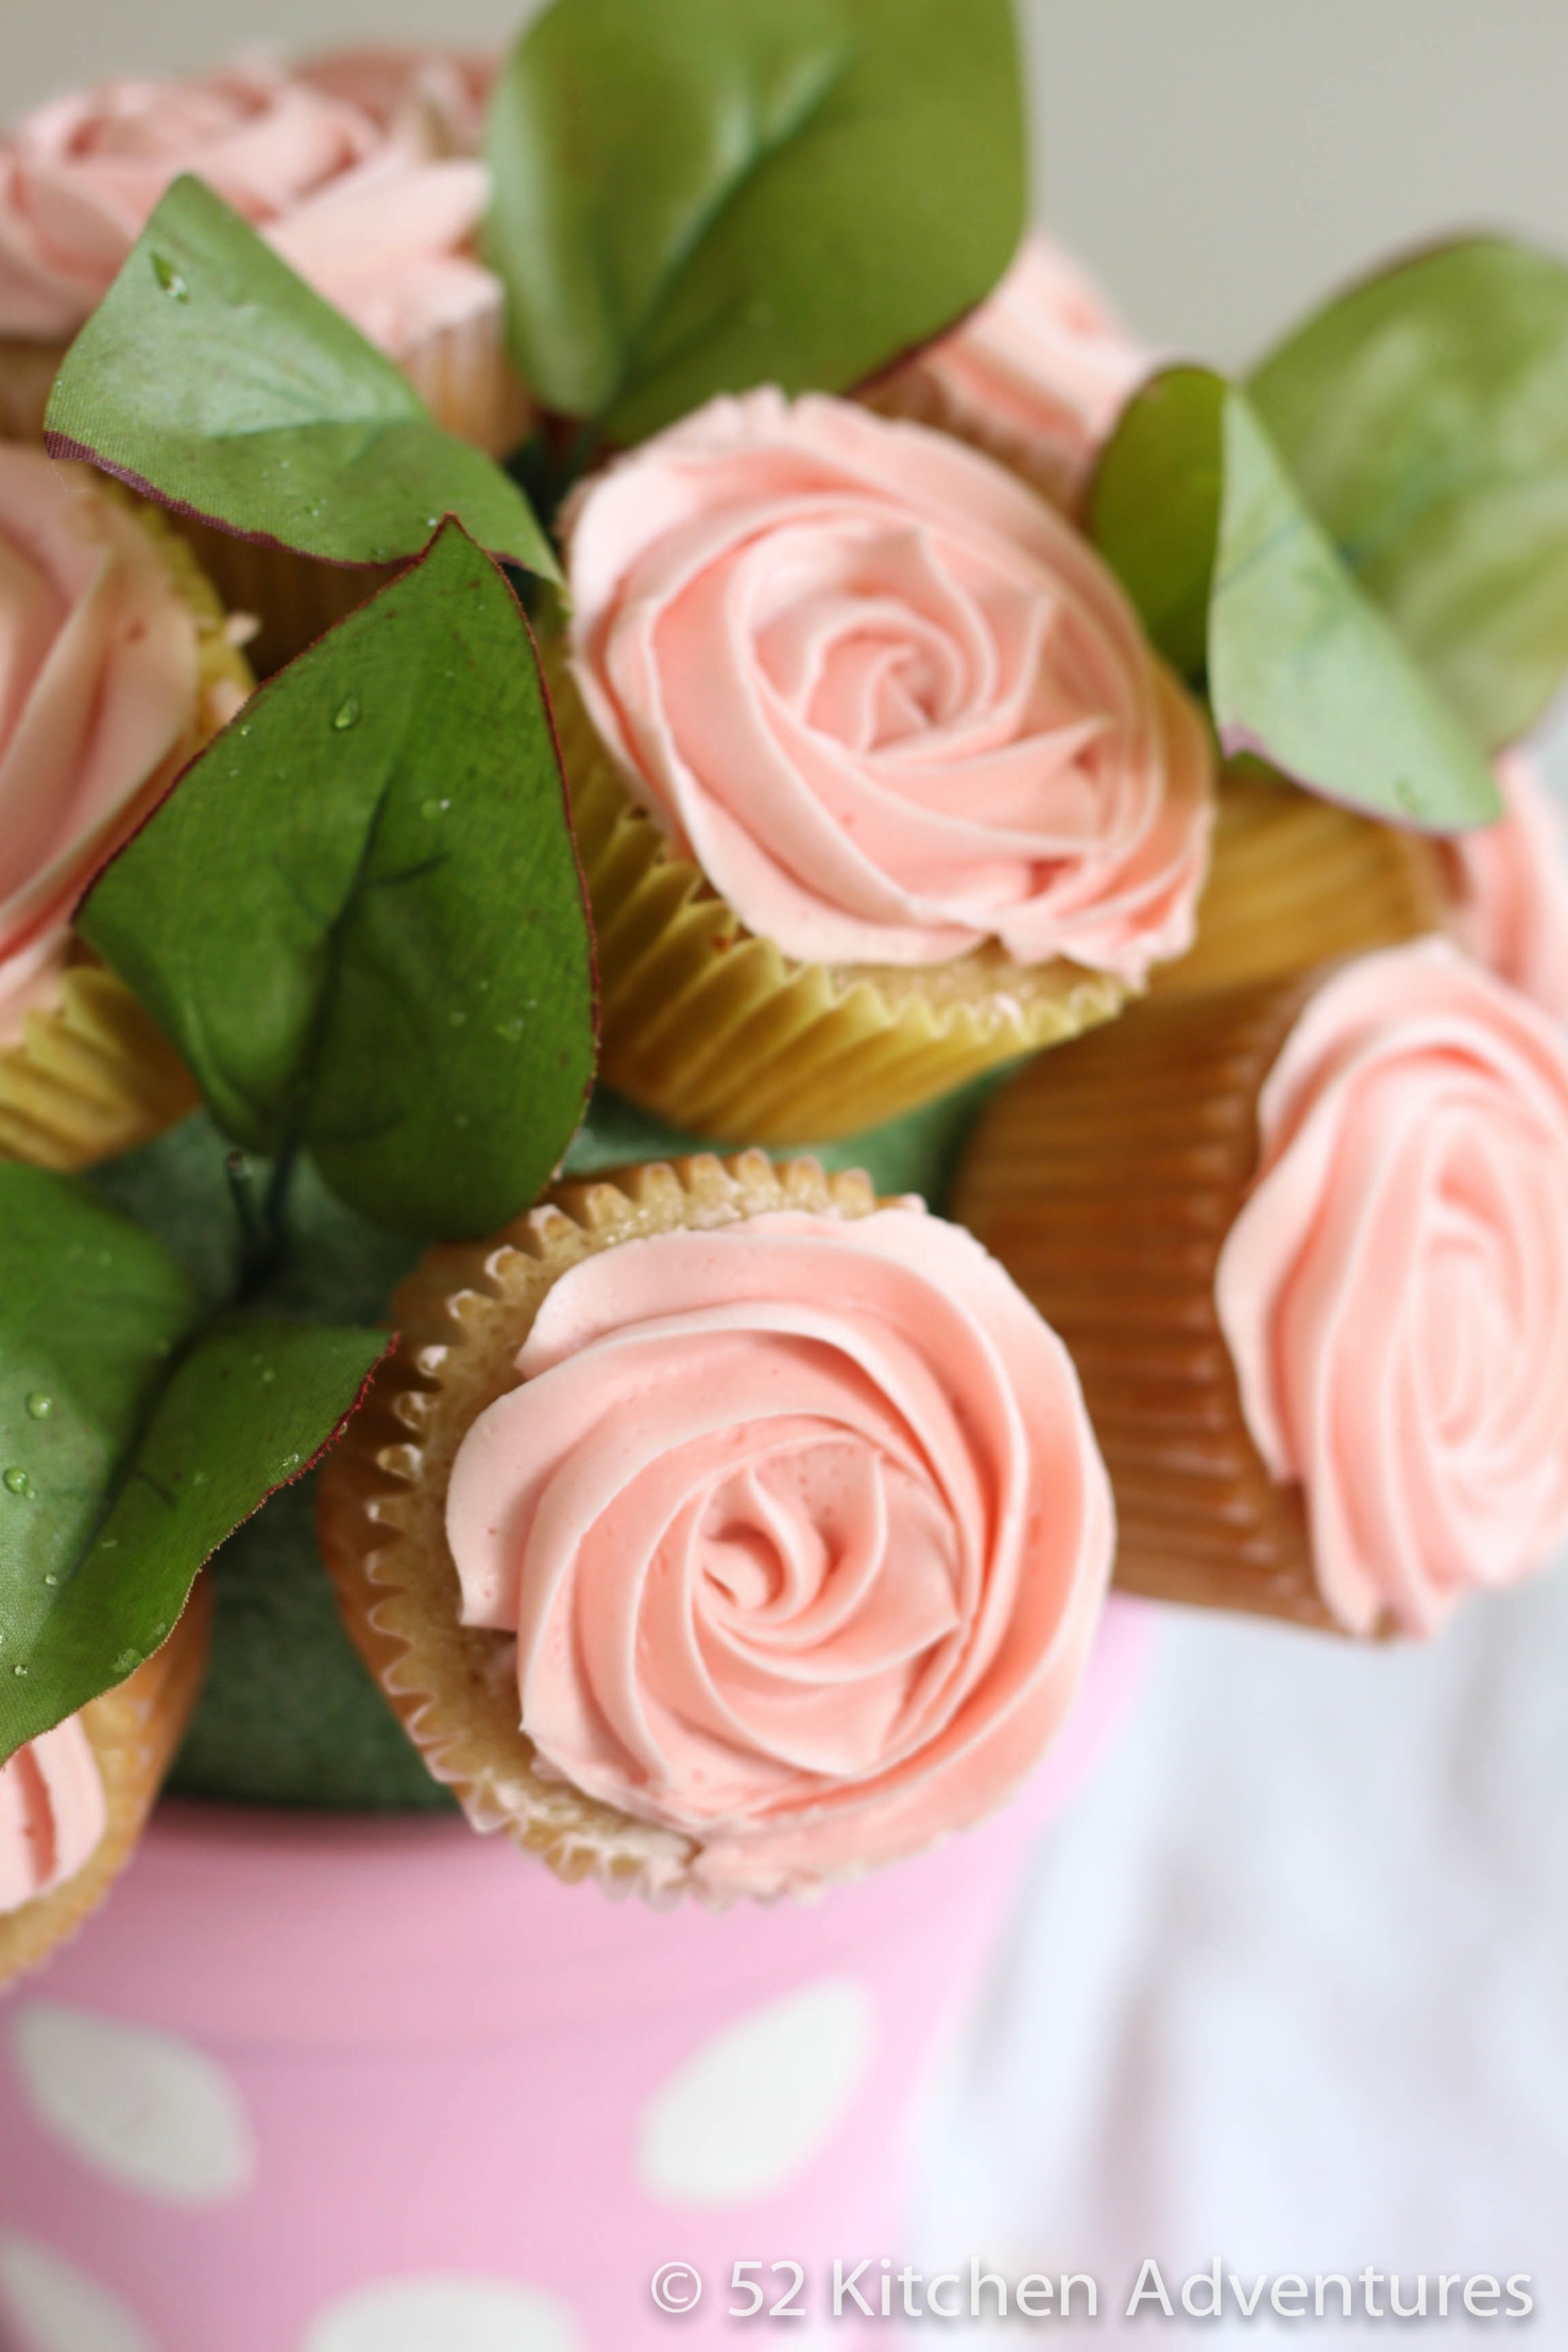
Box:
[880,230,1153,506]
[0,447,240,1044]
[566,388,1214,980]
[1441,750,1568,1021]
[1216,940,1568,1635]
[0,48,498,360]
[0,1718,104,1916]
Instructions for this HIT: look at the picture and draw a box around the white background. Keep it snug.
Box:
[6,4,1568,2337]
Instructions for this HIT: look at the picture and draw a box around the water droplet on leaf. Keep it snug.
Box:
[4,1468,34,1498]
[151,252,190,301]
[24,1392,52,1419]
[332,697,362,732]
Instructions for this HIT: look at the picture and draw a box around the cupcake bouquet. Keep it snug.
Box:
[3,0,1568,1979]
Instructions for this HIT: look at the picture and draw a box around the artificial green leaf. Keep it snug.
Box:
[82,523,597,1239]
[1249,237,1568,749]
[1091,375,1501,829]
[45,176,556,580]
[486,0,1024,440]
[1087,366,1225,681]
[0,1165,388,1760]
[1210,393,1500,827]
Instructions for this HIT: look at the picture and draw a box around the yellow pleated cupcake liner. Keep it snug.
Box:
[0,1580,213,1989]
[1154,765,1448,999]
[551,656,1127,1144]
[318,1151,880,1904]
[953,972,1367,1635]
[0,493,252,1172]
[0,961,201,1171]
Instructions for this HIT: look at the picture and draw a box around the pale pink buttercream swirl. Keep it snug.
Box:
[0,50,498,360]
[0,1717,106,1915]
[0,444,206,1044]
[447,1206,1114,1898]
[1216,941,1568,1637]
[567,389,1214,978]
[1440,750,1568,1021]
[878,232,1154,508]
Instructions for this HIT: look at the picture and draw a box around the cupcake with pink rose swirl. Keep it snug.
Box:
[1438,749,1568,1021]
[0,442,250,1169]
[867,232,1154,511]
[551,386,1215,1143]
[0,1591,211,1988]
[956,939,1568,1637]
[0,46,527,457]
[319,1151,1116,1901]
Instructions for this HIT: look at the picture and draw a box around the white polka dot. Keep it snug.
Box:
[639,1976,876,2205]
[303,2277,583,2352]
[0,2234,158,2352]
[9,2002,255,2206]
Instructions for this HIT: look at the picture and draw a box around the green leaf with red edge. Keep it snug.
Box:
[79,521,597,1240]
[44,174,556,579]
[485,0,1025,440]
[0,1162,388,1763]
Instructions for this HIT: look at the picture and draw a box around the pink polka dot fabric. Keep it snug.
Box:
[0,1602,1147,2351]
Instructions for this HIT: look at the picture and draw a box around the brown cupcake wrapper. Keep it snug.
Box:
[1155,766,1449,999]
[549,651,1126,1143]
[0,1580,213,1990]
[952,972,1362,1633]
[318,1151,882,1903]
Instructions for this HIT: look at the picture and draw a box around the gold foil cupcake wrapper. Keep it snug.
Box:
[1155,766,1449,999]
[551,653,1126,1143]
[0,1581,213,1989]
[318,1152,881,1905]
[953,973,1353,1633]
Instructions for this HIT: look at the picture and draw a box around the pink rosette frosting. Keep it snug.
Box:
[0,1717,106,1915]
[446,1206,1115,1898]
[0,444,206,1044]
[0,49,498,361]
[1216,941,1568,1637]
[567,388,1214,979]
[880,232,1153,507]
[1440,749,1568,1021]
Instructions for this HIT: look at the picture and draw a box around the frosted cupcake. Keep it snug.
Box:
[319,1152,1115,1902]
[0,48,529,673]
[0,444,250,1169]
[0,1589,211,1987]
[556,388,1216,1143]
[867,232,1153,511]
[0,47,522,454]
[955,941,1568,1637]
